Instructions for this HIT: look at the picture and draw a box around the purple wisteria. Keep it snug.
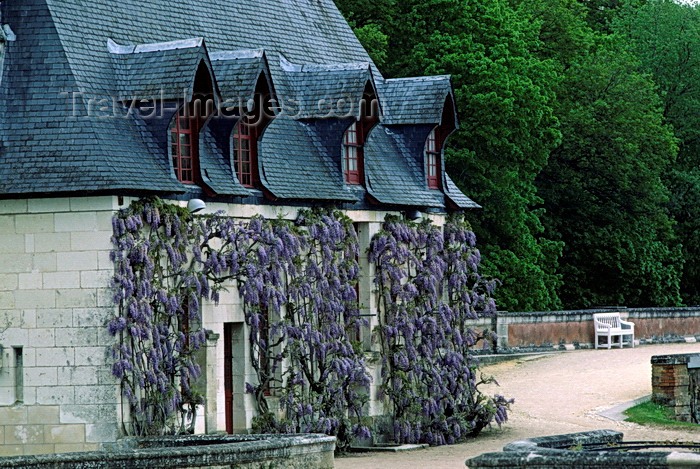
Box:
[109,199,207,436]
[369,214,512,445]
[108,199,370,446]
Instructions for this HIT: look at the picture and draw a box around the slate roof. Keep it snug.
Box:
[365,125,445,208]
[198,121,251,197]
[0,0,182,195]
[378,76,457,126]
[210,50,274,105]
[0,0,478,211]
[444,174,481,209]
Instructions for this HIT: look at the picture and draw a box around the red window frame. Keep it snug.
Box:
[425,128,441,189]
[171,107,206,184]
[233,117,258,188]
[344,122,362,185]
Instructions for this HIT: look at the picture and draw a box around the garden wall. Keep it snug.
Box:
[651,353,700,423]
[472,307,700,352]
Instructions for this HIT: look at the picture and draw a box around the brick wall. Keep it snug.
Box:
[0,197,120,456]
[651,354,694,422]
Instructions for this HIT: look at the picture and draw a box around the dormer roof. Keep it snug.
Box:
[211,49,276,105]
[378,76,457,126]
[280,58,379,120]
[110,37,218,102]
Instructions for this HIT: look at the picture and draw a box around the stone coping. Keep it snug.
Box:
[651,353,698,365]
[0,433,336,469]
[466,430,700,468]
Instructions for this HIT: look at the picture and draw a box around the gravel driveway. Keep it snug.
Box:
[335,342,700,469]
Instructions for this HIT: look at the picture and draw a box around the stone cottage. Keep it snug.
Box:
[0,0,478,455]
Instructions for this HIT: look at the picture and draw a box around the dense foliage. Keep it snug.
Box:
[370,215,511,444]
[521,0,682,307]
[612,1,700,304]
[336,0,698,310]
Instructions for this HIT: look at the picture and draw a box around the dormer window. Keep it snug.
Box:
[343,122,361,184]
[233,116,258,187]
[169,61,214,185]
[231,73,274,189]
[170,108,203,184]
[425,128,441,189]
[343,82,379,186]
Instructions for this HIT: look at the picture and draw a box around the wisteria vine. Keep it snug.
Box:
[109,199,209,436]
[108,198,508,446]
[369,214,512,445]
[108,198,370,446]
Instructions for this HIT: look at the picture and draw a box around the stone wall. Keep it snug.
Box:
[466,430,700,468]
[0,196,121,456]
[481,307,700,352]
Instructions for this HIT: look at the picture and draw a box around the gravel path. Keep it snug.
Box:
[335,342,700,469]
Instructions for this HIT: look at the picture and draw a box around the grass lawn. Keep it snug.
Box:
[624,400,698,427]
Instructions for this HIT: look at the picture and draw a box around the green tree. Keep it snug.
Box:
[613,0,700,303]
[578,0,645,32]
[523,0,682,307]
[413,1,564,311]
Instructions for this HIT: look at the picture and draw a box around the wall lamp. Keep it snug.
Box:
[405,209,422,221]
[187,198,206,213]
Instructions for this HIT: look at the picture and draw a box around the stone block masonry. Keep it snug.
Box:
[651,353,699,423]
[0,197,121,456]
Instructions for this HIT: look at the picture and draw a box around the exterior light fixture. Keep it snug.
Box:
[405,209,422,221]
[187,198,206,213]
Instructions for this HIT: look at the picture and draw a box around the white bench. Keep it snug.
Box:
[593,312,635,349]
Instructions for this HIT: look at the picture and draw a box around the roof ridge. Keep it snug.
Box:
[383,75,452,83]
[108,37,205,55]
[210,49,265,61]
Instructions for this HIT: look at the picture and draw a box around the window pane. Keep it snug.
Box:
[180,133,189,146]
[182,158,192,170]
[180,117,190,130]
[181,145,190,157]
